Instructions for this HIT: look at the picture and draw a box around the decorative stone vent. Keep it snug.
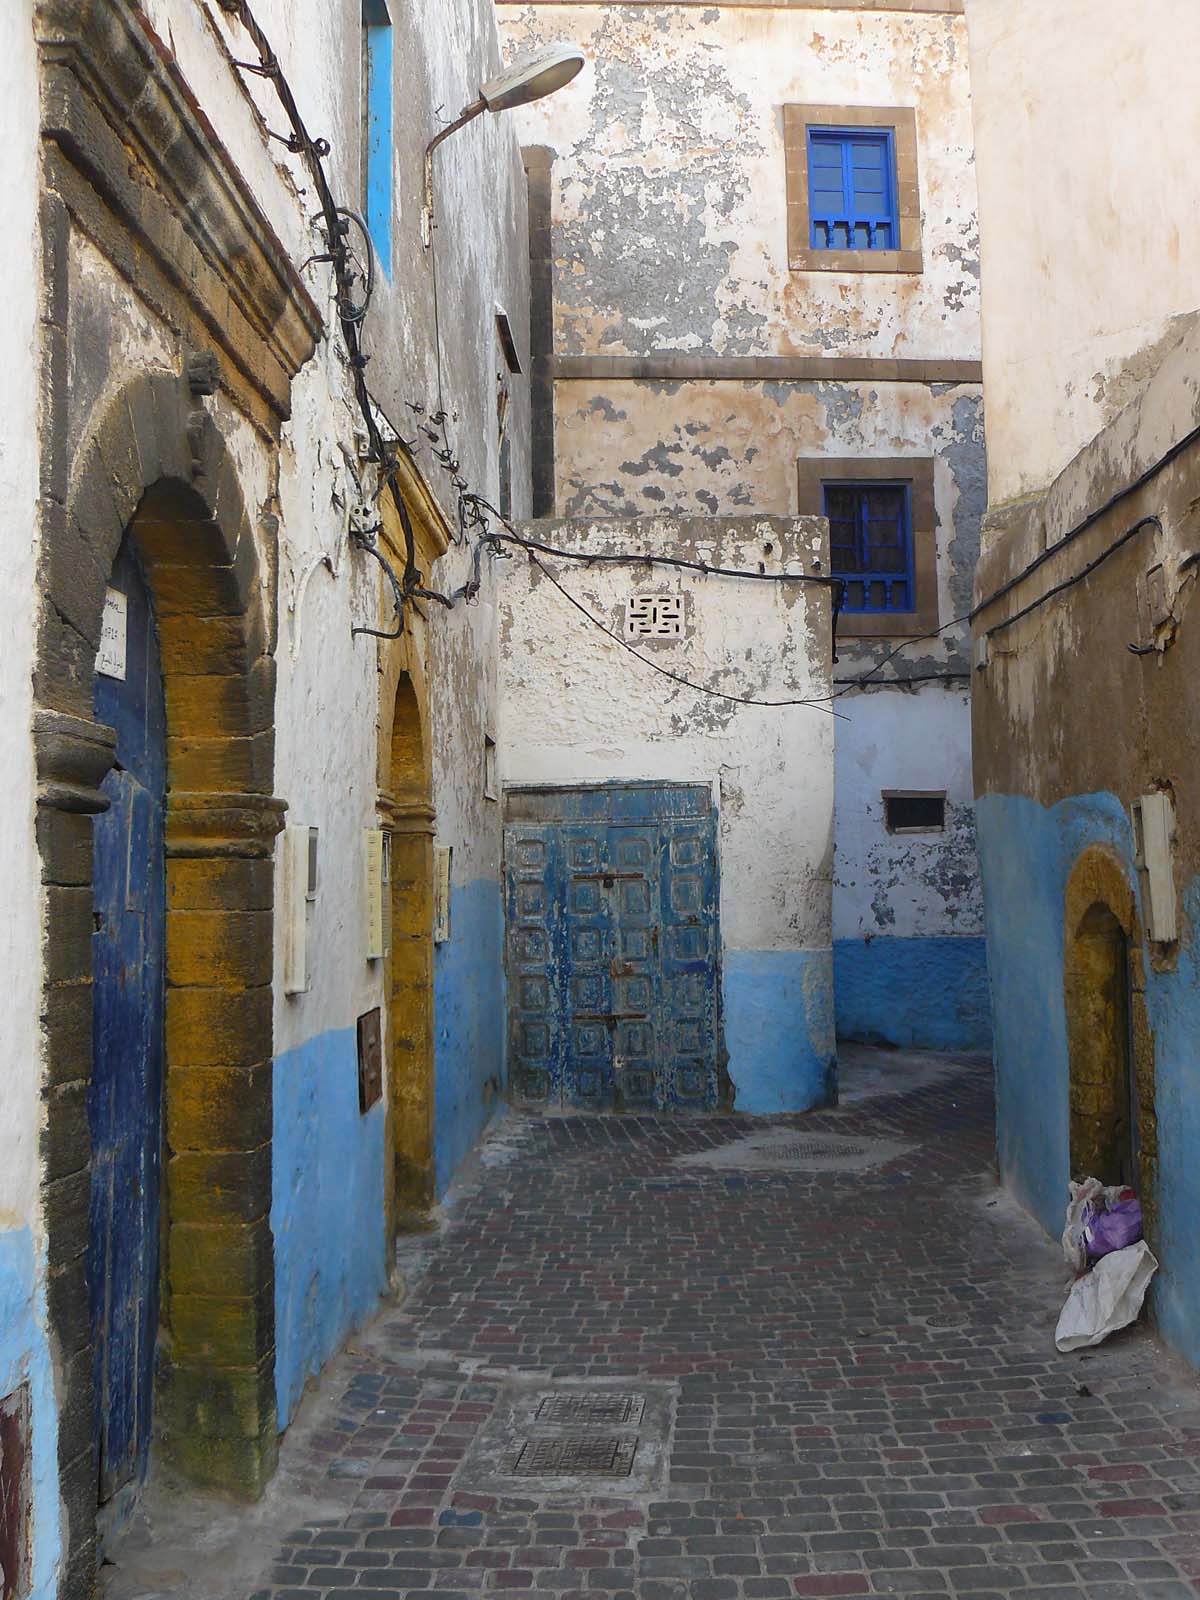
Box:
[625,594,685,639]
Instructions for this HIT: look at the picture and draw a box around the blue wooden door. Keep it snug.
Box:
[505,784,720,1111]
[89,535,166,1502]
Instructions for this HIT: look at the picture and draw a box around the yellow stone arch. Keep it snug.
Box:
[1063,844,1158,1231]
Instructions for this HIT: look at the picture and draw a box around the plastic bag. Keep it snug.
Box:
[1055,1240,1158,1352]
[1062,1177,1106,1272]
[1084,1195,1143,1261]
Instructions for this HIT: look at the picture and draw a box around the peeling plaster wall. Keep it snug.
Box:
[498,3,979,360]
[554,378,984,674]
[497,516,837,1110]
[964,0,1200,502]
[0,3,63,1593]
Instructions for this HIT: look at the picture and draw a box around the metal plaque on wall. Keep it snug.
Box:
[357,1007,383,1113]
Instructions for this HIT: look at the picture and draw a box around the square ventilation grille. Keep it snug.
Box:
[626,594,685,639]
[512,1436,638,1477]
[536,1392,645,1426]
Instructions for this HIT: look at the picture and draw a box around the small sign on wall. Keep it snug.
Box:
[96,587,128,679]
[357,1007,383,1112]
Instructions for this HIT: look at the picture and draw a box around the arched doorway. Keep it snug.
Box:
[1066,901,1135,1186]
[1063,846,1156,1203]
[34,372,286,1571]
[383,673,435,1218]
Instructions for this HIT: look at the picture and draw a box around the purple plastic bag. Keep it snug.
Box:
[1083,1197,1143,1262]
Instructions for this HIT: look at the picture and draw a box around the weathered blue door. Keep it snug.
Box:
[505,784,721,1111]
[89,534,166,1502]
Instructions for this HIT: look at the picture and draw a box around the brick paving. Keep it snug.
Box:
[117,1051,1200,1599]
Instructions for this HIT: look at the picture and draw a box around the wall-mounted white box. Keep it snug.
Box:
[433,845,452,944]
[364,828,391,961]
[283,824,311,994]
[1132,791,1177,944]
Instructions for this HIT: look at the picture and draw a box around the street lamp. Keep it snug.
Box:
[421,45,585,246]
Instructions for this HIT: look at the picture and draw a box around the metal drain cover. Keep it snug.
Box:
[512,1436,637,1477]
[536,1392,645,1426]
[677,1130,913,1173]
[454,1379,674,1497]
[762,1141,869,1161]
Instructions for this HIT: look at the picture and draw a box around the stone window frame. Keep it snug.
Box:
[784,104,923,274]
[797,456,937,639]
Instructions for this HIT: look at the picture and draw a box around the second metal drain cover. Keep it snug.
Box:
[513,1436,637,1476]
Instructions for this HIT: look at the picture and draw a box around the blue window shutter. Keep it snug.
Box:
[822,482,914,614]
[363,1,393,274]
[807,127,898,252]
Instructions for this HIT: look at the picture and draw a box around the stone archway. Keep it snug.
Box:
[34,367,285,1576]
[1063,847,1158,1209]
[378,669,436,1220]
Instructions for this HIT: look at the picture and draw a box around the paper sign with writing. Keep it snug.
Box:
[96,588,128,680]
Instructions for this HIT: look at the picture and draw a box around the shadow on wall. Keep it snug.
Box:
[272,1027,388,1430]
[834,935,993,1052]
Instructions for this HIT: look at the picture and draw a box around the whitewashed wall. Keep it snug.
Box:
[1,5,64,1593]
[966,0,1200,502]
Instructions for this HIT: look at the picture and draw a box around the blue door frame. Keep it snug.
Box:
[505,783,722,1111]
[89,535,166,1503]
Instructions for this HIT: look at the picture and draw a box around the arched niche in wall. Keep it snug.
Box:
[377,651,436,1223]
[1063,845,1158,1226]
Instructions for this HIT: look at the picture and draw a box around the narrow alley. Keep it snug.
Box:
[105,1052,1200,1600]
[5,2,1200,1597]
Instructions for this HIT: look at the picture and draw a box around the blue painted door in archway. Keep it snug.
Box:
[505,783,721,1111]
[89,534,166,1502]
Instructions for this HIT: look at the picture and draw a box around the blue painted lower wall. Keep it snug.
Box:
[834,935,993,1051]
[272,1026,387,1430]
[723,947,836,1113]
[977,790,1200,1372]
[434,877,504,1196]
[0,1225,61,1600]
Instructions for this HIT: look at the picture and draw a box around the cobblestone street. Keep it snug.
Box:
[108,1050,1200,1600]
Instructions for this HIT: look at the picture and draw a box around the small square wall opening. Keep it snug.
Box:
[883,791,945,834]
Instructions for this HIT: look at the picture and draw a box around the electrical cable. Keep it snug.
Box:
[834,671,971,688]
[478,519,839,590]
[971,414,1200,622]
[978,517,1162,641]
[518,545,847,716]
[219,0,423,626]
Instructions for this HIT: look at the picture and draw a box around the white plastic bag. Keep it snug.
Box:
[1055,1241,1158,1352]
[1062,1177,1106,1272]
